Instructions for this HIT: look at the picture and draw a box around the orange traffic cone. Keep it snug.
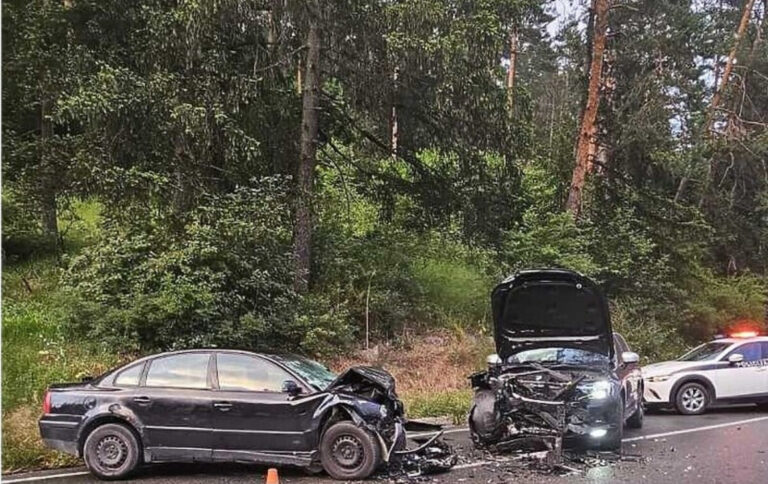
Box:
[265,468,279,484]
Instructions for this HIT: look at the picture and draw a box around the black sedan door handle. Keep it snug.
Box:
[214,401,232,412]
[133,396,151,405]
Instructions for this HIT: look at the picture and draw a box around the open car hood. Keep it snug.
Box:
[491,270,614,360]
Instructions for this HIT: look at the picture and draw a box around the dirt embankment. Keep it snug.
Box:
[329,330,493,397]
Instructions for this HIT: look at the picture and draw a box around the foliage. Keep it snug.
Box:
[404,389,473,425]
[63,180,319,353]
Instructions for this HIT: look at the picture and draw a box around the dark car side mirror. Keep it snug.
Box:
[282,380,303,396]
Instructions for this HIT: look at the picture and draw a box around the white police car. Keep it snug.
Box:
[642,333,768,415]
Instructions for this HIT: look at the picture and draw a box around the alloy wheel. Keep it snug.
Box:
[681,386,705,412]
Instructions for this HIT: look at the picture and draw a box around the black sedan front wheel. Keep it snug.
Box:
[83,423,140,480]
[320,421,382,480]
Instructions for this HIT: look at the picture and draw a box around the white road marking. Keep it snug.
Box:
[622,415,768,442]
[4,470,91,483]
[8,416,768,482]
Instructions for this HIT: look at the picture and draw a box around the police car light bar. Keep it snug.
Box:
[729,331,759,338]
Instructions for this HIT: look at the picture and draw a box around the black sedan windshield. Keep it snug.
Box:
[506,347,609,366]
[271,355,337,390]
[678,342,731,361]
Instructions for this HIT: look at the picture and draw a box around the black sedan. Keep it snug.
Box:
[39,350,418,480]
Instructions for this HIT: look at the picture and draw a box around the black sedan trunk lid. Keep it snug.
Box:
[491,270,614,360]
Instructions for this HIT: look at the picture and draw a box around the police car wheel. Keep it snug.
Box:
[675,382,709,415]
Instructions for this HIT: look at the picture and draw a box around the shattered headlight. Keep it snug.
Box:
[580,380,613,400]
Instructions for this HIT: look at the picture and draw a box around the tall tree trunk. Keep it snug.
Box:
[40,97,59,247]
[705,0,756,134]
[566,0,609,216]
[391,66,399,159]
[293,0,321,293]
[506,25,518,114]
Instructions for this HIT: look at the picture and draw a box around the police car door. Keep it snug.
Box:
[716,342,768,399]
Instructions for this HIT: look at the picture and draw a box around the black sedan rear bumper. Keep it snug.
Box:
[39,417,81,457]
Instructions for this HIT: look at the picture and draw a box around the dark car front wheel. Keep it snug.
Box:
[83,423,140,480]
[626,400,644,429]
[320,421,382,480]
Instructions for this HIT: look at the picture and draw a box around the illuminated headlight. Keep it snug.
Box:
[581,380,612,400]
[646,375,670,383]
[590,428,608,438]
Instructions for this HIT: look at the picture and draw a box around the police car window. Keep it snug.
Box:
[679,342,731,361]
[725,343,762,362]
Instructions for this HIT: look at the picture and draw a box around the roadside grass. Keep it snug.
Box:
[2,269,126,472]
[2,405,81,472]
[2,200,126,472]
[403,389,473,425]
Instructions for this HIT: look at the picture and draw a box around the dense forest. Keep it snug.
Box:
[3,2,768,459]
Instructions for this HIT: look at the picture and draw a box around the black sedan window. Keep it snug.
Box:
[114,362,144,387]
[270,355,337,390]
[145,353,211,389]
[216,353,292,392]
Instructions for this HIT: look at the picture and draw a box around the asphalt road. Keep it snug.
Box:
[6,406,768,484]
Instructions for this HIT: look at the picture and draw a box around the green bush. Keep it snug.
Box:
[64,179,349,354]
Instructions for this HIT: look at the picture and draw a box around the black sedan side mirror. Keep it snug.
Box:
[282,379,303,396]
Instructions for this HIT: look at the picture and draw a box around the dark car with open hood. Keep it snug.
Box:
[469,269,643,456]
[39,350,454,480]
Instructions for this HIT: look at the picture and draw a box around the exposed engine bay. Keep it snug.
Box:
[469,362,620,460]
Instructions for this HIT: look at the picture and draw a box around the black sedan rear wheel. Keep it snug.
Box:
[83,423,140,480]
[320,421,381,480]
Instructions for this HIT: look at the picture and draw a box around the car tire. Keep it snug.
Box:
[626,401,644,429]
[598,400,623,453]
[320,421,382,480]
[675,382,709,415]
[83,423,141,480]
[469,389,501,443]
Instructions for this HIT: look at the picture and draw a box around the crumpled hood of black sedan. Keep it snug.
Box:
[492,270,614,359]
[327,366,397,395]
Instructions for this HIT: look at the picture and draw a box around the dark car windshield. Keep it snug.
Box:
[678,342,731,361]
[506,347,609,366]
[270,355,337,390]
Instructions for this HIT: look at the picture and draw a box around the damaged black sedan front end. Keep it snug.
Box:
[469,270,635,456]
